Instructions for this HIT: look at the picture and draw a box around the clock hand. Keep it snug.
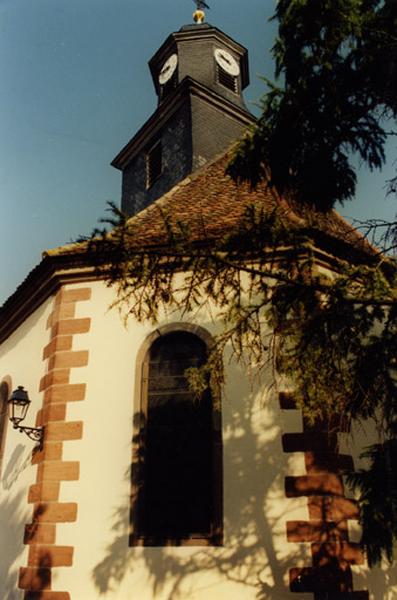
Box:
[221,54,232,65]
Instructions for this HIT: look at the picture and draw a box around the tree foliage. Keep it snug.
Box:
[87,197,397,565]
[85,0,397,569]
[227,0,397,211]
[349,440,397,566]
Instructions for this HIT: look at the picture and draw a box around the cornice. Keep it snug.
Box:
[0,223,375,346]
[111,77,255,171]
[0,253,99,345]
[148,24,250,90]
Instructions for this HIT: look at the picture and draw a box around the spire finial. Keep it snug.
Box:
[192,0,210,24]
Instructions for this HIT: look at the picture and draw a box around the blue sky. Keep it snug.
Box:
[1,0,396,305]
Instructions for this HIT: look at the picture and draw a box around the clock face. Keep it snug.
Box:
[214,48,240,77]
[159,54,178,85]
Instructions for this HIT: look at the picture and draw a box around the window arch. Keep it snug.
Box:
[131,328,222,546]
[0,380,10,477]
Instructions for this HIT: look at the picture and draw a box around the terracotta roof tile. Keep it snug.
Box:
[47,149,374,259]
[0,148,377,343]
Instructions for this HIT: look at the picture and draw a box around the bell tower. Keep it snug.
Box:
[149,23,249,111]
[112,13,255,216]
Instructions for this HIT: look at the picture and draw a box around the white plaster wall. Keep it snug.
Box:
[0,295,54,600]
[1,280,394,600]
[54,280,396,600]
[51,280,308,600]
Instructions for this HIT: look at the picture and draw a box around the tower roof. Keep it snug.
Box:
[0,147,377,344]
[106,149,372,254]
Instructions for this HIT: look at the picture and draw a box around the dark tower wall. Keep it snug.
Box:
[121,102,192,216]
[191,95,252,170]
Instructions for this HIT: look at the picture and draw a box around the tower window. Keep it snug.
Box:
[146,140,162,188]
[216,64,238,94]
[130,330,223,546]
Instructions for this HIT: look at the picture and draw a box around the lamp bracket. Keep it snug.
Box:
[13,423,44,443]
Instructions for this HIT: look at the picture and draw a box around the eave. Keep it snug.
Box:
[111,77,255,171]
[0,252,99,345]
[0,223,377,347]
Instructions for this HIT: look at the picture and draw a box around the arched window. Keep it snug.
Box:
[131,330,222,546]
[0,381,9,476]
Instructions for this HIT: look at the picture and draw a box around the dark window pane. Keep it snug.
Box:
[146,141,162,188]
[137,331,215,539]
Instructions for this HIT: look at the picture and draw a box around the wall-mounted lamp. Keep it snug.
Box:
[8,386,44,444]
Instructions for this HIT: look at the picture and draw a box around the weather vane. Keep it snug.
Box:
[192,0,210,24]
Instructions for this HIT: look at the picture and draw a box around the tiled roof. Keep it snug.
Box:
[47,148,375,259]
[0,147,377,342]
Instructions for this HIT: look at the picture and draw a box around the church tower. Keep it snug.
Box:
[0,7,383,600]
[111,12,255,216]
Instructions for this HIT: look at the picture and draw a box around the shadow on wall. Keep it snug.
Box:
[20,551,52,600]
[2,445,30,492]
[0,489,27,600]
[91,360,310,599]
[353,562,397,600]
[0,445,33,600]
[1,447,53,600]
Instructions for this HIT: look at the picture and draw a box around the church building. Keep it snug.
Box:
[0,7,392,600]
